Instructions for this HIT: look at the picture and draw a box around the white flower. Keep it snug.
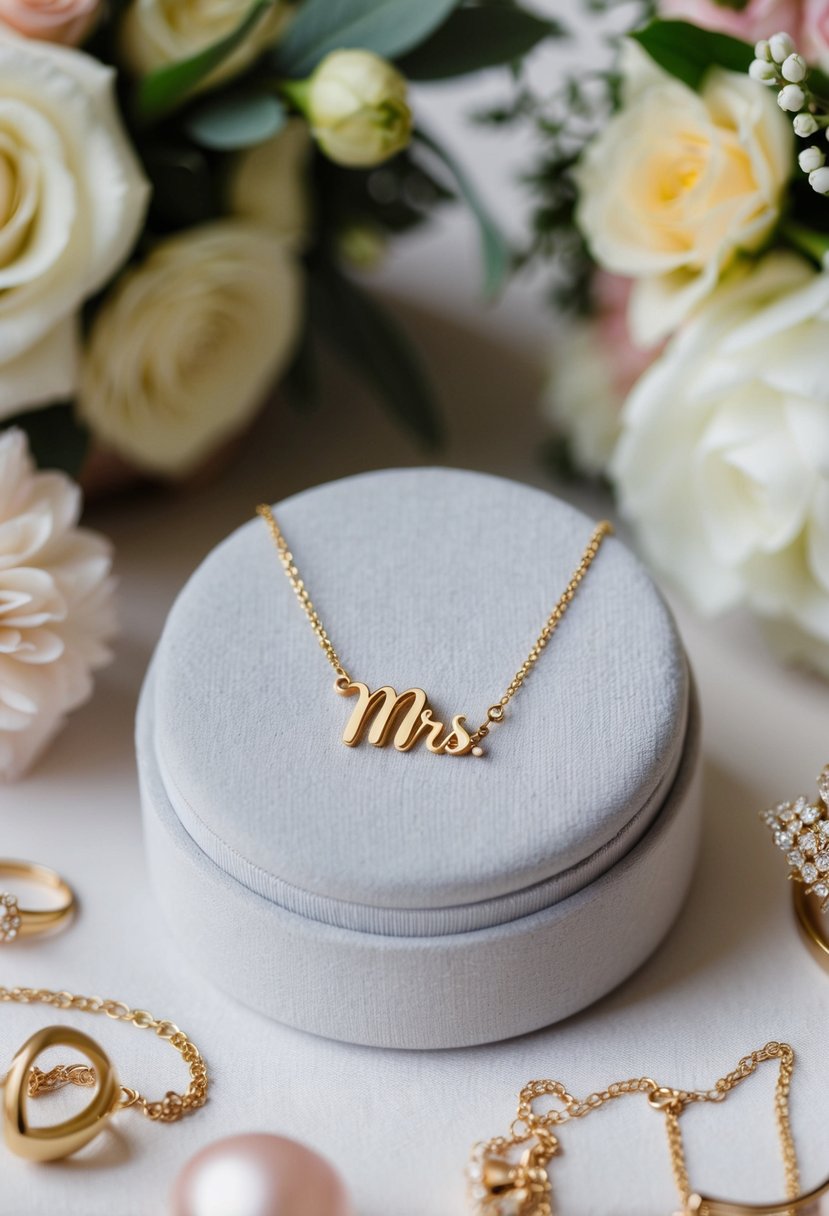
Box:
[0,429,115,781]
[782,52,807,82]
[612,254,829,676]
[809,165,829,192]
[769,31,796,63]
[306,49,412,168]
[749,57,779,83]
[543,323,623,476]
[228,119,311,249]
[575,42,792,346]
[0,31,149,416]
[794,112,820,135]
[799,145,826,171]
[778,82,807,110]
[79,222,302,476]
[121,0,289,83]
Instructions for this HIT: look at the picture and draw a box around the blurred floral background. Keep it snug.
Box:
[1,0,828,781]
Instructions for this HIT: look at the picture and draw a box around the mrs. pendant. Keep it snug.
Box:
[335,678,484,757]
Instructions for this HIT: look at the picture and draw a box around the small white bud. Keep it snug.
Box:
[769,32,796,63]
[749,58,779,83]
[782,52,808,82]
[754,39,772,61]
[799,145,826,172]
[794,112,819,136]
[809,165,829,194]
[778,83,807,111]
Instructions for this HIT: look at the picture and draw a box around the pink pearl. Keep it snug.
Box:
[171,1134,353,1216]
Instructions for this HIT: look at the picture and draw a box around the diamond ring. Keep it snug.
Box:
[763,765,829,968]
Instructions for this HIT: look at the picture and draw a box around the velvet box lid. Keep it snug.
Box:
[137,468,701,1048]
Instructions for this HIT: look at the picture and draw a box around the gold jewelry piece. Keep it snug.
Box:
[0,861,76,943]
[468,1042,805,1216]
[257,504,613,757]
[0,986,208,1162]
[762,764,829,966]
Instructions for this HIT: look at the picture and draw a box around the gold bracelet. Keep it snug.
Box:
[0,986,208,1162]
[468,1042,801,1216]
[0,860,76,943]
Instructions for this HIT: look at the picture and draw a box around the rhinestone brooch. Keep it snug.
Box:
[763,765,829,910]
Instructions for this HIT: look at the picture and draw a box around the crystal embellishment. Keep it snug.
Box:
[764,765,829,912]
[0,892,21,943]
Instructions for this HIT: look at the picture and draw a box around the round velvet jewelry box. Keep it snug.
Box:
[137,468,701,1049]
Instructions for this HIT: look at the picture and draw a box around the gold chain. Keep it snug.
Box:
[257,504,613,746]
[471,1042,798,1214]
[0,986,208,1123]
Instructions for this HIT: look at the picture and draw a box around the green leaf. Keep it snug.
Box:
[185,92,287,150]
[274,0,461,77]
[782,220,829,264]
[2,405,89,478]
[310,261,442,446]
[413,129,510,297]
[137,0,275,120]
[631,19,753,91]
[398,4,562,81]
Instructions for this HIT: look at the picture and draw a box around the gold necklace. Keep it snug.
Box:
[468,1041,799,1216]
[257,504,613,758]
[0,986,208,1162]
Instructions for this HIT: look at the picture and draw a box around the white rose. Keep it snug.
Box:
[543,323,622,476]
[121,0,289,83]
[229,118,311,249]
[79,222,302,476]
[0,429,115,782]
[612,253,829,675]
[575,42,792,346]
[305,49,412,168]
[0,31,149,415]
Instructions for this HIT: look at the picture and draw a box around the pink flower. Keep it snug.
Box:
[659,0,804,42]
[803,0,829,68]
[0,0,100,45]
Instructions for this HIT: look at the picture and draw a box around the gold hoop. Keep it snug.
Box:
[3,1027,119,1162]
[0,860,75,943]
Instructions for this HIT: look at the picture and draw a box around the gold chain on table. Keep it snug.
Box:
[474,1042,798,1214]
[0,987,208,1123]
[257,504,613,745]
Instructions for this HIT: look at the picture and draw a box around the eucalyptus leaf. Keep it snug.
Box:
[137,0,275,120]
[185,92,287,150]
[632,20,753,91]
[274,0,461,78]
[414,129,510,298]
[399,4,562,81]
[310,261,442,447]
[3,405,89,478]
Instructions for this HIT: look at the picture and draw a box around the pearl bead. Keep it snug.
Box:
[172,1134,352,1216]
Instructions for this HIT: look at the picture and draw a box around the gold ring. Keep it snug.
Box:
[0,861,76,943]
[763,764,829,945]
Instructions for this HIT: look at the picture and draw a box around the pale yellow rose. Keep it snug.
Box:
[576,42,793,345]
[306,49,412,168]
[228,118,311,249]
[121,0,289,83]
[79,222,302,476]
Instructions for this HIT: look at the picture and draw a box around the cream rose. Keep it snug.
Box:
[0,0,100,44]
[229,118,311,249]
[0,31,149,415]
[0,428,115,781]
[305,50,413,168]
[79,222,302,476]
[576,42,793,346]
[121,0,289,83]
[612,253,829,675]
